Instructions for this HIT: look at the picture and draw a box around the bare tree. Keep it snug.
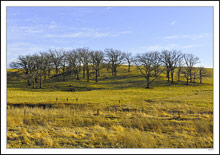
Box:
[161,50,171,82]
[35,54,45,88]
[90,50,104,82]
[181,67,190,85]
[49,49,63,76]
[177,54,184,82]
[78,48,91,82]
[60,50,68,81]
[124,52,134,72]
[170,50,182,84]
[39,52,51,81]
[198,67,211,84]
[105,48,124,76]
[135,52,163,88]
[9,55,32,86]
[183,53,200,83]
[67,50,81,80]
[78,48,89,79]
[151,51,162,77]
[28,55,38,89]
[161,50,182,84]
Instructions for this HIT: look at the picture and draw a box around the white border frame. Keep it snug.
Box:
[1,1,219,154]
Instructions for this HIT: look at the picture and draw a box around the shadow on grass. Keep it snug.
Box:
[7,70,211,92]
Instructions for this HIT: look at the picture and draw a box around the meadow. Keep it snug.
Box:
[7,65,213,148]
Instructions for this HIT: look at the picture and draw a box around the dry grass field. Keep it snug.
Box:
[7,66,213,148]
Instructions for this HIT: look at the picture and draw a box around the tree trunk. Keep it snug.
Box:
[27,79,31,86]
[111,64,114,76]
[87,67,89,82]
[83,65,85,78]
[146,74,150,88]
[35,77,38,83]
[40,76,42,88]
[114,66,117,76]
[154,68,157,77]
[186,77,189,85]
[56,66,58,75]
[44,71,47,80]
[200,72,202,84]
[193,72,196,83]
[177,68,181,82]
[95,70,98,82]
[167,70,170,82]
[32,79,35,89]
[76,70,80,80]
[62,67,65,81]
[48,69,51,78]
[26,70,31,86]
[189,69,192,82]
[171,70,174,84]
[128,63,130,72]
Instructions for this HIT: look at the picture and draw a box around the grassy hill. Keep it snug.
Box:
[7,65,213,148]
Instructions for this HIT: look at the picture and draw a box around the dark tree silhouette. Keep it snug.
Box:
[90,50,104,82]
[105,48,124,76]
[135,52,164,88]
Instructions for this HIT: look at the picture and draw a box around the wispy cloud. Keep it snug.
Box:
[106,7,112,10]
[164,33,212,40]
[141,43,202,51]
[45,30,132,38]
[144,43,178,51]
[48,21,57,29]
[182,44,201,49]
[170,21,176,25]
[8,26,44,34]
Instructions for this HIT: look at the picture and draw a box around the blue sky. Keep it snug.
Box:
[7,7,213,68]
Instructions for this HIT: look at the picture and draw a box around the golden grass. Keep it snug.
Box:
[7,66,213,148]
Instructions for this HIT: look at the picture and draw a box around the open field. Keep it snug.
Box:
[7,66,213,148]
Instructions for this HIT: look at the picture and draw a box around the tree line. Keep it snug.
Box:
[10,48,209,89]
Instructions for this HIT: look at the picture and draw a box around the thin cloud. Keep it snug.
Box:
[170,21,176,25]
[142,43,202,51]
[8,26,44,34]
[48,21,57,29]
[142,44,178,51]
[164,33,212,40]
[45,30,132,38]
[182,44,201,49]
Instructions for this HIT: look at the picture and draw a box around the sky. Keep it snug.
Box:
[7,7,213,68]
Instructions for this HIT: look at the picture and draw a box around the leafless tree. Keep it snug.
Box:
[66,50,81,80]
[161,50,182,84]
[161,50,171,82]
[60,50,68,81]
[198,67,211,84]
[177,54,184,82]
[78,48,91,82]
[135,52,164,88]
[105,48,124,76]
[90,50,105,82]
[10,55,32,86]
[39,52,51,81]
[151,51,162,77]
[124,52,134,72]
[183,53,200,83]
[49,49,63,76]
[35,54,45,88]
[78,48,89,79]
[28,55,38,89]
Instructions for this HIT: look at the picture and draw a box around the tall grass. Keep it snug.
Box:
[7,66,213,148]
